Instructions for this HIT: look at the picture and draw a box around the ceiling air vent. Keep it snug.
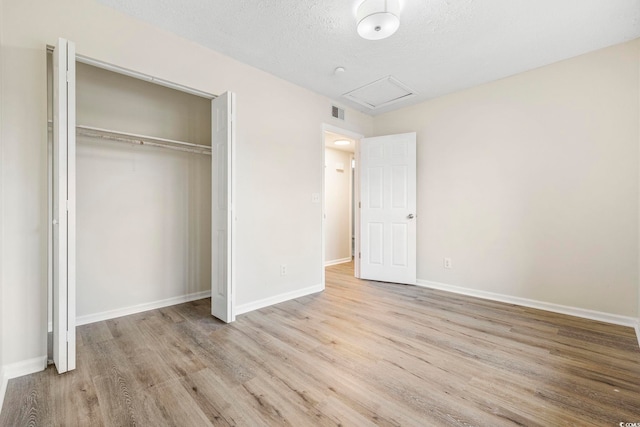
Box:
[343,76,416,110]
[332,105,345,120]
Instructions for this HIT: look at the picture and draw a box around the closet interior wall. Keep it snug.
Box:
[59,61,212,324]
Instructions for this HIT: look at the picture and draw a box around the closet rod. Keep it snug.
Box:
[77,125,211,151]
[77,129,212,156]
[76,125,212,156]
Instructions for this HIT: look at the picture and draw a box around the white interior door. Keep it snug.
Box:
[211,92,236,322]
[52,37,76,373]
[360,132,416,285]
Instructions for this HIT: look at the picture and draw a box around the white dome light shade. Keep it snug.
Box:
[357,0,400,40]
[334,140,351,146]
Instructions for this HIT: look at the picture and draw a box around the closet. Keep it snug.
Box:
[47,39,235,374]
[75,62,212,319]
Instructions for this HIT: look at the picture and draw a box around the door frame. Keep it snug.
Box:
[321,123,364,286]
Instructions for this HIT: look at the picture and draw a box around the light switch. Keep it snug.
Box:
[312,193,320,203]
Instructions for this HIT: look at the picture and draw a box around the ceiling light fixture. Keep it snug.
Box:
[357,0,400,41]
[334,140,351,146]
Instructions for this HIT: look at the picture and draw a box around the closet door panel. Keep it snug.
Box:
[52,37,76,373]
[211,92,235,322]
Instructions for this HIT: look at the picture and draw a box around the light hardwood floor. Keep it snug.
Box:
[1,262,639,426]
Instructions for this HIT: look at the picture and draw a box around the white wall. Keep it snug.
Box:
[0,0,5,406]
[75,63,212,318]
[324,147,352,264]
[0,0,373,368]
[76,142,211,318]
[375,40,640,318]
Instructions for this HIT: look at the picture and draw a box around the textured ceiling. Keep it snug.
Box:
[97,0,640,115]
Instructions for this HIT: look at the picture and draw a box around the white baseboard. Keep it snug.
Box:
[416,279,637,328]
[76,290,211,326]
[325,257,352,267]
[635,320,640,350]
[0,356,48,412]
[235,284,324,315]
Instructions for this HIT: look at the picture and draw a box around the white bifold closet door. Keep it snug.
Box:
[211,92,236,323]
[52,37,76,373]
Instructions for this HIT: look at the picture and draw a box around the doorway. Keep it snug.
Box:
[321,124,363,285]
[321,126,418,289]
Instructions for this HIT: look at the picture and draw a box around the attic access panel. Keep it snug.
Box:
[343,76,416,110]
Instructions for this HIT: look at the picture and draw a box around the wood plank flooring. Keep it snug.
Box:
[2,262,639,426]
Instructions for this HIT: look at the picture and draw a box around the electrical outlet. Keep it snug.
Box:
[311,193,320,203]
[443,258,452,269]
[280,264,287,276]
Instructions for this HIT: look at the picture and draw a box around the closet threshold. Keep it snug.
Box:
[76,125,212,156]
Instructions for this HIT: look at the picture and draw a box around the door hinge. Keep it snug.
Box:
[359,252,361,259]
[66,71,71,83]
[66,200,69,211]
[359,202,361,208]
[66,331,70,342]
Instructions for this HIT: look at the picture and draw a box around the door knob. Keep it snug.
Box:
[407,214,414,219]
